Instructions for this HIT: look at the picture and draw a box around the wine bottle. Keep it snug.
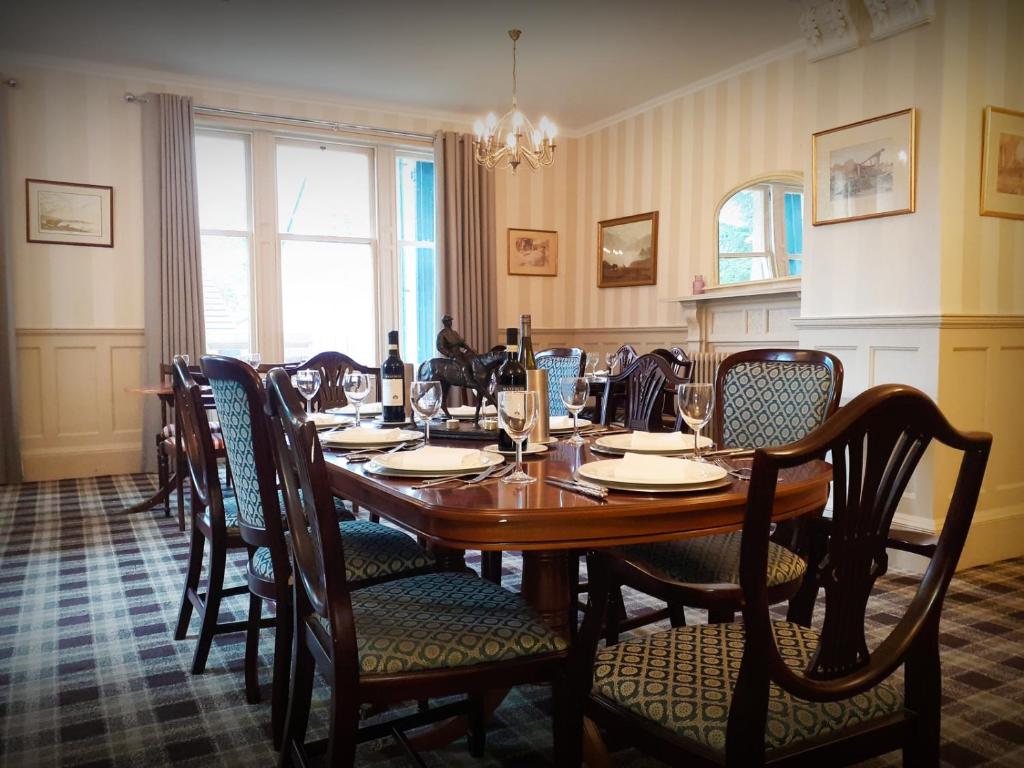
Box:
[519,314,536,369]
[381,330,405,423]
[497,327,526,451]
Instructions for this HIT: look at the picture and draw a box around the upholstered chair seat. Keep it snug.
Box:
[251,520,433,584]
[592,621,903,757]
[613,531,806,588]
[316,572,568,676]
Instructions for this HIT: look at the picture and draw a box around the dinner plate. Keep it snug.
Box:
[593,431,713,455]
[482,442,549,456]
[446,404,498,420]
[578,454,728,488]
[549,416,592,433]
[325,402,383,416]
[574,473,732,494]
[320,427,421,449]
[365,447,503,477]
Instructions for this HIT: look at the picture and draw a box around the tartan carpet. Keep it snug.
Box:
[0,475,1021,767]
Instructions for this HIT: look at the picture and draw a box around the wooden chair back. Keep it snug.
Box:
[714,348,843,449]
[613,344,638,372]
[297,351,379,412]
[535,347,587,417]
[201,356,288,561]
[650,347,694,382]
[601,353,688,431]
[171,356,226,530]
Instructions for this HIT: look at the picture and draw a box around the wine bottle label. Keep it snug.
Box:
[382,378,404,406]
[388,344,398,352]
[507,344,518,353]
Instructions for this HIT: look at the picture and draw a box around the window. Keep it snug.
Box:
[716,177,804,286]
[195,130,253,356]
[276,139,377,365]
[395,154,436,365]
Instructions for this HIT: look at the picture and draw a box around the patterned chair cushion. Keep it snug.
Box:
[202,492,240,529]
[319,572,567,675]
[252,520,433,584]
[592,621,903,756]
[536,353,583,417]
[614,532,806,588]
[721,360,833,449]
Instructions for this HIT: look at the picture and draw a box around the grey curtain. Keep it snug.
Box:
[0,86,22,484]
[434,131,497,354]
[141,93,206,471]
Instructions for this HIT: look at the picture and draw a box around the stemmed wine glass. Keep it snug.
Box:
[584,356,598,379]
[410,381,442,443]
[605,352,617,376]
[559,377,590,445]
[294,369,322,415]
[676,383,713,461]
[342,373,371,425]
[498,390,538,484]
[245,351,261,369]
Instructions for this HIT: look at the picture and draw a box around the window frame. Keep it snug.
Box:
[394,150,438,366]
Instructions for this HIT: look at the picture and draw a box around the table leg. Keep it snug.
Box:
[521,550,573,639]
[121,472,178,515]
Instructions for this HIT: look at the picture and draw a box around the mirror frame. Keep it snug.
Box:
[713,170,804,288]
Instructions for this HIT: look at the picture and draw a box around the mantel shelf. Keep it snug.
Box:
[667,279,802,304]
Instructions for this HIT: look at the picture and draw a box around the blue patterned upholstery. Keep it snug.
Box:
[206,377,266,528]
[251,520,433,584]
[592,621,903,756]
[536,352,583,416]
[319,572,567,674]
[203,492,240,529]
[720,360,833,449]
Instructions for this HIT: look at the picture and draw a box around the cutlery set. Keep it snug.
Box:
[339,441,422,463]
[544,477,609,499]
[411,463,516,489]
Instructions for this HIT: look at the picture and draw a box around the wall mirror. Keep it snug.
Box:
[715,172,804,286]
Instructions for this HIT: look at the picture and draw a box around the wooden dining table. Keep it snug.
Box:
[325,437,833,640]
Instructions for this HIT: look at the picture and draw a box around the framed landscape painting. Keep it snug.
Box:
[507,228,558,276]
[597,211,658,288]
[26,179,114,247]
[812,108,916,226]
[980,106,1024,220]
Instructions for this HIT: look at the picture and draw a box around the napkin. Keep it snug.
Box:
[325,427,401,445]
[611,453,721,483]
[550,415,586,430]
[628,431,689,450]
[308,412,348,427]
[387,446,485,471]
[331,402,382,415]
[449,404,498,417]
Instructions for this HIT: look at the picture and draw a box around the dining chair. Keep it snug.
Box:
[171,356,259,678]
[603,349,842,640]
[600,344,640,423]
[535,347,587,416]
[651,347,693,381]
[202,355,435,749]
[264,367,572,767]
[598,353,690,431]
[566,383,991,767]
[297,350,380,413]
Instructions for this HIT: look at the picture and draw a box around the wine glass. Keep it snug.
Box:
[584,356,598,379]
[676,383,714,461]
[245,351,261,369]
[410,381,442,443]
[342,373,371,425]
[294,370,321,414]
[498,390,538,484]
[559,377,590,445]
[605,352,617,376]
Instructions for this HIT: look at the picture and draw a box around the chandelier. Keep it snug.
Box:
[473,30,557,173]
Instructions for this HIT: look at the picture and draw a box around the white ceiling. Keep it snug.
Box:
[0,0,802,131]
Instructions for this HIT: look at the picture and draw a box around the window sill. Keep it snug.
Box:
[667,277,801,304]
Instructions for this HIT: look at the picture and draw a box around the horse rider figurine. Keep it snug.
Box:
[436,314,475,369]
[418,314,505,422]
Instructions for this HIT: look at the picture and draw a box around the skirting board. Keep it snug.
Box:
[21,444,143,482]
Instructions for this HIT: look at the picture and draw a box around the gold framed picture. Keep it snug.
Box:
[980,105,1024,220]
[597,211,658,288]
[507,228,558,276]
[26,179,114,247]
[812,108,916,226]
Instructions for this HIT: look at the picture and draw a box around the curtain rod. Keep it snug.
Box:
[123,92,435,143]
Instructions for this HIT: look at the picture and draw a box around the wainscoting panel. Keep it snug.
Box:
[16,328,145,481]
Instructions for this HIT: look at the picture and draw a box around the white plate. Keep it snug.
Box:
[578,454,728,487]
[320,427,421,448]
[367,447,502,476]
[575,474,732,494]
[482,442,549,456]
[594,431,713,455]
[446,404,498,420]
[326,402,382,416]
[549,416,592,433]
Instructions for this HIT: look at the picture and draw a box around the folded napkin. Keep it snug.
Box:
[611,453,722,483]
[326,427,401,445]
[448,404,497,417]
[550,415,587,430]
[332,401,382,415]
[308,412,348,427]
[387,446,485,471]
[628,430,690,450]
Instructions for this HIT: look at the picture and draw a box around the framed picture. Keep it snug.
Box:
[597,211,658,288]
[980,105,1024,220]
[507,228,558,276]
[812,108,916,226]
[26,179,114,247]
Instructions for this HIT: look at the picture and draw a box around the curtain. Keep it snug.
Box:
[433,131,497,355]
[141,94,206,471]
[0,86,22,484]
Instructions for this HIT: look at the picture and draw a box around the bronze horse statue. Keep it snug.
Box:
[417,347,506,421]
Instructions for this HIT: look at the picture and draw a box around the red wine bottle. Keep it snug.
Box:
[381,330,405,423]
[497,327,526,451]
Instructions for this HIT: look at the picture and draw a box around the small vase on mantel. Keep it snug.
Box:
[692,274,706,295]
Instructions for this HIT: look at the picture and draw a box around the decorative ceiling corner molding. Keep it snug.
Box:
[864,0,935,42]
[799,0,861,62]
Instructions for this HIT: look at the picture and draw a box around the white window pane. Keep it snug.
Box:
[281,240,376,364]
[399,244,437,366]
[718,189,765,254]
[718,256,772,285]
[397,156,435,243]
[276,142,373,238]
[196,132,250,231]
[201,234,252,355]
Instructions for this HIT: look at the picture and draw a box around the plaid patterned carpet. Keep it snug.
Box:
[0,475,1021,768]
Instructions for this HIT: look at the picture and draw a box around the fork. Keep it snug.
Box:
[713,458,752,480]
[344,441,420,463]
[412,465,494,489]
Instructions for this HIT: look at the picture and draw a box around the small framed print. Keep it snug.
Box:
[980,106,1024,220]
[597,211,658,288]
[26,179,114,247]
[507,228,558,276]
[812,108,916,226]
